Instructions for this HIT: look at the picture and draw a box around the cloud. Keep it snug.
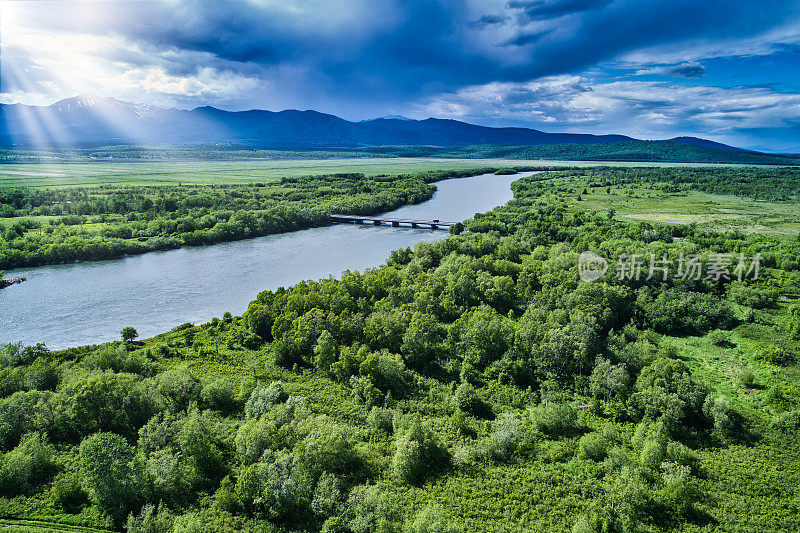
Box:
[669,64,706,78]
[468,14,509,29]
[3,0,800,148]
[500,29,553,47]
[636,62,706,78]
[413,75,800,148]
[508,0,613,20]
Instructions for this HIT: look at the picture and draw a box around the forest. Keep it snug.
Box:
[0,169,496,270]
[2,142,799,165]
[0,167,799,532]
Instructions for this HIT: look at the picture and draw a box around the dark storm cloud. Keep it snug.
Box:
[669,64,706,78]
[22,0,800,101]
[501,29,553,47]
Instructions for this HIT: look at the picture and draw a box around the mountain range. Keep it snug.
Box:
[0,94,753,153]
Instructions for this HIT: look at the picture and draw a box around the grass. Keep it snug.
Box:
[0,519,113,532]
[558,181,800,237]
[0,158,791,189]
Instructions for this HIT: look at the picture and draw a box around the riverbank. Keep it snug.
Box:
[0,275,25,289]
[0,167,532,271]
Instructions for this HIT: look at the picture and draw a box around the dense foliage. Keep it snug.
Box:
[0,168,799,532]
[0,169,494,270]
[2,142,799,164]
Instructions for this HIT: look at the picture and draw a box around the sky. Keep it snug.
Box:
[1,0,800,151]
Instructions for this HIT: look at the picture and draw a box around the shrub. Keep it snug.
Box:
[346,483,401,533]
[367,406,395,434]
[727,283,777,309]
[201,378,238,413]
[452,382,488,417]
[392,415,450,484]
[297,417,359,477]
[403,504,464,533]
[487,412,526,461]
[769,409,800,435]
[531,403,579,437]
[126,502,175,533]
[657,462,698,517]
[245,382,287,420]
[577,432,608,462]
[0,431,56,495]
[756,346,796,366]
[311,472,344,517]
[50,471,89,512]
[350,376,383,407]
[703,396,737,438]
[708,329,729,346]
[235,450,313,520]
[737,367,755,388]
[155,368,201,411]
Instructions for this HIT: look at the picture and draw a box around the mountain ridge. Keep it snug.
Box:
[0,94,753,154]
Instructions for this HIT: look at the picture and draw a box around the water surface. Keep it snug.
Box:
[0,172,527,348]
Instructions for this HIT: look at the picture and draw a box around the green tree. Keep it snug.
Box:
[79,432,143,525]
[121,327,139,342]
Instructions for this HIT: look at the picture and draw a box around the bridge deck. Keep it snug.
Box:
[330,214,455,227]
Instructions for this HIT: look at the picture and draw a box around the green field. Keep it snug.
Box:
[567,182,800,237]
[0,158,788,188]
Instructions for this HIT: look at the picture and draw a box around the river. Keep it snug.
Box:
[0,171,527,349]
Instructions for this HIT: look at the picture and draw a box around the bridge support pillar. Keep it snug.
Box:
[411,223,418,228]
[392,221,399,227]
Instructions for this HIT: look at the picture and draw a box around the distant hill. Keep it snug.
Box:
[1,94,797,164]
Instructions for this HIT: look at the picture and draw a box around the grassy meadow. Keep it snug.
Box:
[0,158,789,189]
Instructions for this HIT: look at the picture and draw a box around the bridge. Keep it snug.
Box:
[330,214,454,230]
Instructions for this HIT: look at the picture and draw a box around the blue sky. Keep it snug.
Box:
[2,0,800,151]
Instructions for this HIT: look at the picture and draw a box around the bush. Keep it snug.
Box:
[311,472,344,517]
[0,431,56,495]
[756,346,796,366]
[703,395,737,438]
[367,407,395,434]
[296,417,359,477]
[155,368,201,411]
[346,483,401,533]
[577,432,608,462]
[79,431,144,526]
[708,329,730,346]
[487,412,527,461]
[769,409,800,435]
[737,367,755,388]
[392,415,450,484]
[452,382,488,417]
[657,462,698,517]
[201,378,238,413]
[245,382,287,420]
[531,403,579,437]
[51,471,89,512]
[126,502,175,533]
[403,504,464,533]
[727,283,777,309]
